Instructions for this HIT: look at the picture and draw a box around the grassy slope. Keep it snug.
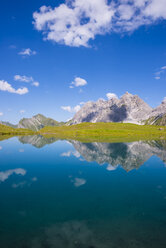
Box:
[39,122,166,142]
[0,124,34,136]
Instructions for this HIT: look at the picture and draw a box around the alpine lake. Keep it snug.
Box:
[0,135,166,248]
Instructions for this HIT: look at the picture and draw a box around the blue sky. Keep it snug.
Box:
[0,0,166,123]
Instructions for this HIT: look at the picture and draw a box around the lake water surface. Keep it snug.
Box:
[0,136,166,248]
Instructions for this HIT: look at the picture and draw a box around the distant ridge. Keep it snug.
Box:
[18,114,64,131]
[1,114,64,131]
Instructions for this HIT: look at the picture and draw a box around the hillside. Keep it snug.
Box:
[0,124,34,136]
[18,114,64,131]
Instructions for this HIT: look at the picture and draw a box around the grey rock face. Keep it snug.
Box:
[146,100,166,125]
[70,92,153,125]
[150,100,166,117]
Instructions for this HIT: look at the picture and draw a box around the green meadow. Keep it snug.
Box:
[0,124,34,136]
[39,122,166,142]
[1,122,166,143]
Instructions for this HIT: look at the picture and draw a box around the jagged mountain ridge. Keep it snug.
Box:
[70,92,166,125]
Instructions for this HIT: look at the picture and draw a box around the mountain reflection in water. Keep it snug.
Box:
[19,135,166,171]
[1,136,166,248]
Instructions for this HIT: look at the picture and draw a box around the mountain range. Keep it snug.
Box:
[0,92,166,130]
[70,92,166,125]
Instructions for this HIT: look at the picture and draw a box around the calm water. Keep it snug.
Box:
[0,136,166,248]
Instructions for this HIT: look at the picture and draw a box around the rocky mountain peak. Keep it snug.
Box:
[70,92,153,125]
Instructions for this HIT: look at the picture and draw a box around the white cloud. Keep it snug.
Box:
[71,77,87,87]
[14,75,40,87]
[0,80,29,95]
[73,105,81,112]
[118,4,135,20]
[0,168,26,182]
[61,106,72,112]
[0,146,2,150]
[106,92,118,100]
[18,48,37,56]
[14,75,33,83]
[33,0,166,47]
[0,112,3,116]
[155,76,160,80]
[33,1,114,47]
[61,104,81,113]
[161,66,166,70]
[19,110,25,114]
[32,81,40,87]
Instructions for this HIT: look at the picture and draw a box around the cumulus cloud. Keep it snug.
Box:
[0,80,28,95]
[33,1,114,47]
[14,75,40,87]
[0,168,26,182]
[61,104,81,113]
[0,112,3,116]
[71,77,87,87]
[33,0,166,47]
[106,92,118,100]
[18,48,36,56]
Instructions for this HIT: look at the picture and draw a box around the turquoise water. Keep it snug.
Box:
[0,136,166,248]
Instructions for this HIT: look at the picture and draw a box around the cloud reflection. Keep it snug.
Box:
[0,168,26,182]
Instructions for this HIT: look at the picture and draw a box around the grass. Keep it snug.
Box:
[0,124,35,136]
[1,122,166,143]
[38,122,166,143]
